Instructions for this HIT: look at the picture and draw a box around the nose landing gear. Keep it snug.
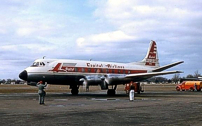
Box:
[70,85,79,95]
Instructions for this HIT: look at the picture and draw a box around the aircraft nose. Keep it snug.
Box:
[19,70,28,81]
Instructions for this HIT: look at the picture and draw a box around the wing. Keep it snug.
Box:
[125,71,183,81]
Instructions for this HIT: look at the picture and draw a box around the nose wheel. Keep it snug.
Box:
[70,85,79,95]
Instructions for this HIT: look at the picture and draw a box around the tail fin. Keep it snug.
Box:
[142,40,159,67]
[131,40,160,68]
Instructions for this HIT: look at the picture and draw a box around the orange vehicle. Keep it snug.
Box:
[176,81,202,91]
[125,81,144,94]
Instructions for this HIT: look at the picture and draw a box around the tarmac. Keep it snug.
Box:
[0,84,202,126]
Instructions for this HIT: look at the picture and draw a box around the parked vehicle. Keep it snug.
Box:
[125,82,144,94]
[176,81,202,91]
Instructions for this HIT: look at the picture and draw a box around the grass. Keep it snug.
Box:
[0,84,177,93]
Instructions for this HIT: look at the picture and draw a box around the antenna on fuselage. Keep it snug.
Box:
[43,56,46,59]
[90,59,92,61]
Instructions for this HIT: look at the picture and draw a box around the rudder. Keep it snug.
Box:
[140,40,160,67]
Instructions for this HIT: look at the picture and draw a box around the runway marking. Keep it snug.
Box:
[49,103,86,107]
[49,105,65,107]
[135,98,162,101]
[54,99,68,101]
[91,98,120,101]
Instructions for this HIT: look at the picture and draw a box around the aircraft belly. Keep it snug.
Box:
[27,72,156,86]
[27,73,83,85]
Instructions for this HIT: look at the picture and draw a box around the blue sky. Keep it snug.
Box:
[0,0,202,79]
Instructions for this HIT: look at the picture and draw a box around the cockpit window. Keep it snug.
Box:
[40,62,45,66]
[31,62,39,67]
[31,62,45,67]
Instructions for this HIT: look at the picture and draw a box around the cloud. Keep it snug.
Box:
[83,0,202,77]
[93,0,202,39]
[0,0,202,79]
[76,30,135,47]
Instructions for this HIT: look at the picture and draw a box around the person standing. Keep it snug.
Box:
[37,81,47,105]
[194,83,197,91]
[129,84,135,101]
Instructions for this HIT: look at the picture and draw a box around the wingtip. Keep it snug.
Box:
[175,61,184,64]
[176,71,184,73]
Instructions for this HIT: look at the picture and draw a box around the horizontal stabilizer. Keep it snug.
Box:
[152,61,184,72]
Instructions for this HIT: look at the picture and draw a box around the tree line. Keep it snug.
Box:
[0,79,24,84]
[148,70,201,84]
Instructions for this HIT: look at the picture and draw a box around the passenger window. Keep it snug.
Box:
[106,69,109,73]
[75,68,78,72]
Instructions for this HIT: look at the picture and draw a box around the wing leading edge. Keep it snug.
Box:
[125,71,183,81]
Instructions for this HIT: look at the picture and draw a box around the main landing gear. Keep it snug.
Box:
[70,84,118,96]
[107,85,117,96]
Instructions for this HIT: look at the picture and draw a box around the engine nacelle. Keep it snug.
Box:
[80,75,109,90]
[80,75,103,85]
[104,74,131,85]
[79,74,133,90]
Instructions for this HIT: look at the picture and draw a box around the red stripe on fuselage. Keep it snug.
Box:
[50,64,147,74]
[49,63,62,72]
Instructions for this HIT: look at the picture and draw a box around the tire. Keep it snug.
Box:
[107,89,115,96]
[190,87,194,91]
[176,87,180,91]
[71,89,79,95]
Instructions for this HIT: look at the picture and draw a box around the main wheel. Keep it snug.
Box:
[107,89,116,96]
[71,89,79,95]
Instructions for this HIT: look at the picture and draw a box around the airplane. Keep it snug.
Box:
[19,40,183,95]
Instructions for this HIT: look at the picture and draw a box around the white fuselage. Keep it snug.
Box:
[20,59,155,85]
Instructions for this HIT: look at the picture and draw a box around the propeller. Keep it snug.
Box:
[79,78,89,91]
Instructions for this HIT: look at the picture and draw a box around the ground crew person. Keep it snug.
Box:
[194,83,197,91]
[129,84,135,101]
[37,81,47,105]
